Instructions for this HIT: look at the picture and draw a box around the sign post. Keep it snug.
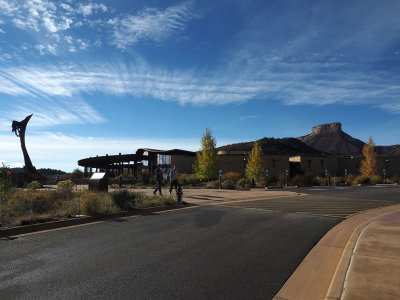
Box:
[265,169,269,188]
[219,169,222,189]
[325,169,329,186]
[285,169,288,187]
[344,169,348,185]
[383,169,386,183]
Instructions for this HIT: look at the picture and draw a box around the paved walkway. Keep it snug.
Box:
[340,211,400,300]
[131,187,301,205]
[274,204,400,300]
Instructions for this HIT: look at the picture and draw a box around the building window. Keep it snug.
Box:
[386,160,389,169]
[157,154,171,165]
[320,160,324,169]
[308,160,311,169]
[272,159,276,169]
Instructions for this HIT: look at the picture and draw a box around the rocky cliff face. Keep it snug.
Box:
[297,122,365,154]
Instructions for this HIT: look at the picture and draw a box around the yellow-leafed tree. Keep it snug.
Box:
[359,136,378,177]
[193,128,219,181]
[245,141,265,182]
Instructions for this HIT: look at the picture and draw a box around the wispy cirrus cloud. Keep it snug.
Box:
[0,61,399,114]
[108,1,199,49]
[0,95,106,131]
[240,115,258,121]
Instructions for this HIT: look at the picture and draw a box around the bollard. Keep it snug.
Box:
[1,195,3,226]
[176,186,183,204]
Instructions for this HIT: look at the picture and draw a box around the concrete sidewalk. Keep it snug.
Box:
[339,211,400,300]
[274,204,400,300]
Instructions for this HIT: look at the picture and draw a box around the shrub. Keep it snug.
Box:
[112,190,136,210]
[354,175,371,185]
[384,178,394,184]
[332,176,345,186]
[80,192,103,215]
[17,214,57,226]
[288,174,314,187]
[57,180,75,192]
[8,190,58,216]
[206,180,220,189]
[390,175,399,184]
[313,176,326,186]
[277,172,287,187]
[137,171,154,186]
[370,175,383,185]
[257,180,266,188]
[346,174,356,185]
[178,173,199,186]
[27,181,42,190]
[289,175,302,187]
[134,193,174,209]
[222,179,235,189]
[236,178,246,190]
[222,172,241,183]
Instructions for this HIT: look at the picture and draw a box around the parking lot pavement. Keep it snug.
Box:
[220,185,400,219]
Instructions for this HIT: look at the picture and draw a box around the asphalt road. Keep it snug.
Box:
[0,205,340,300]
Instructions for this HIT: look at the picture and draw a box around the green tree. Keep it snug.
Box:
[70,168,83,183]
[193,128,219,181]
[245,141,265,182]
[359,136,378,177]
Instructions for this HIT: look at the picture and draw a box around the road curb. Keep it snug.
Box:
[272,204,400,300]
[0,204,193,238]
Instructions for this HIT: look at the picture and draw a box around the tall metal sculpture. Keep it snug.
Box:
[12,114,41,178]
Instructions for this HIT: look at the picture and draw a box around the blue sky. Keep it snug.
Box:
[0,0,400,171]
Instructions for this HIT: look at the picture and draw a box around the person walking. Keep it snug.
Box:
[153,164,163,195]
[169,165,178,194]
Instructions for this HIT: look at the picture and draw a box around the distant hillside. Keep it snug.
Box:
[297,123,365,154]
[217,122,400,157]
[11,167,67,175]
[376,145,400,157]
[218,137,324,155]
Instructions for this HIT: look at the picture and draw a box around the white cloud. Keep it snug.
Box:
[34,44,45,55]
[47,44,57,54]
[109,1,198,49]
[4,0,74,33]
[78,3,108,17]
[0,61,399,114]
[0,28,4,33]
[64,35,73,43]
[0,97,106,133]
[0,0,18,16]
[240,115,258,120]
[60,3,73,12]
[77,39,88,50]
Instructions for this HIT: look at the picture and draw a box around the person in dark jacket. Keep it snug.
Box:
[169,165,178,195]
[153,164,163,195]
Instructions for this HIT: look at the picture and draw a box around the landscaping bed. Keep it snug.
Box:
[0,180,180,229]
